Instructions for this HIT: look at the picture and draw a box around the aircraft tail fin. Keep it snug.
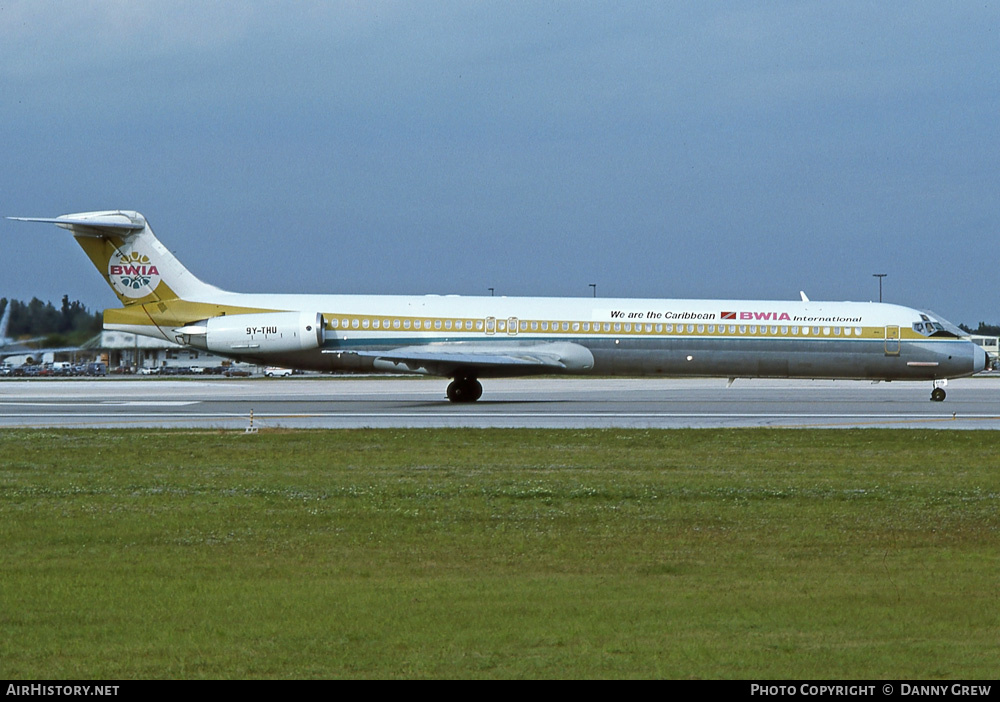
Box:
[0,299,11,343]
[8,211,222,306]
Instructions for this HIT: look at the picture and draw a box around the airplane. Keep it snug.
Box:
[8,210,988,402]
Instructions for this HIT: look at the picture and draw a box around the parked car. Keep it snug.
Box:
[264,367,293,377]
[224,367,251,377]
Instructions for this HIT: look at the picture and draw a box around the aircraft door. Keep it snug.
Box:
[884,325,901,356]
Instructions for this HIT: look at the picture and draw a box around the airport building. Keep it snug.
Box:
[969,335,999,368]
[96,330,232,371]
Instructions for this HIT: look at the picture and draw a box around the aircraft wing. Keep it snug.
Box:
[330,341,595,377]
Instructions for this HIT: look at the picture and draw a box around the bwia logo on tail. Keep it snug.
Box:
[109,250,161,297]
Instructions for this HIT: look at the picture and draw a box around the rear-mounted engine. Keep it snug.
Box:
[174,311,325,354]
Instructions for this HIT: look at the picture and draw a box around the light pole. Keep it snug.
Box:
[872,274,886,302]
[488,287,494,297]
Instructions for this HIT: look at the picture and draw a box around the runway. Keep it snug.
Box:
[1,376,999,429]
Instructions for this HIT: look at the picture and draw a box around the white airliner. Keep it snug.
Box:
[9,210,988,401]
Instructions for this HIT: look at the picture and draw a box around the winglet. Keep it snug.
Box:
[800,291,810,302]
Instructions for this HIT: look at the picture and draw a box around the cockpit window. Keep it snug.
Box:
[913,320,957,338]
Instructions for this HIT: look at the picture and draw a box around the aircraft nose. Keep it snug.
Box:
[973,344,988,373]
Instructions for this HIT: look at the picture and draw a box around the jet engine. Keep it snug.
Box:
[174,311,325,354]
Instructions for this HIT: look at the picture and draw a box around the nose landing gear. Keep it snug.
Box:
[930,379,947,402]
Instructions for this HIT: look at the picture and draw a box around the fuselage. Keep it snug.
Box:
[106,291,986,382]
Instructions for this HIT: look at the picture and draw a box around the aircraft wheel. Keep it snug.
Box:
[930,387,946,402]
[447,378,483,403]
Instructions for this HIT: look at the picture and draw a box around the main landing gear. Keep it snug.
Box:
[447,377,483,403]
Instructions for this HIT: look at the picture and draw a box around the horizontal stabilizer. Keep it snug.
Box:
[7,212,146,237]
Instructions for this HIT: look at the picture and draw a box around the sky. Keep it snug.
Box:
[2,2,998,326]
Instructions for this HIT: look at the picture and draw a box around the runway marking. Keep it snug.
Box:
[0,401,200,407]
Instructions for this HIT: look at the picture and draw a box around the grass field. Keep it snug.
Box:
[1,428,997,679]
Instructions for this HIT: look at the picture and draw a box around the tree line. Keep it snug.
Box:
[959,322,1000,337]
[0,296,103,345]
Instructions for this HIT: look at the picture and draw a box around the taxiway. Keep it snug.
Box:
[1,376,998,429]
